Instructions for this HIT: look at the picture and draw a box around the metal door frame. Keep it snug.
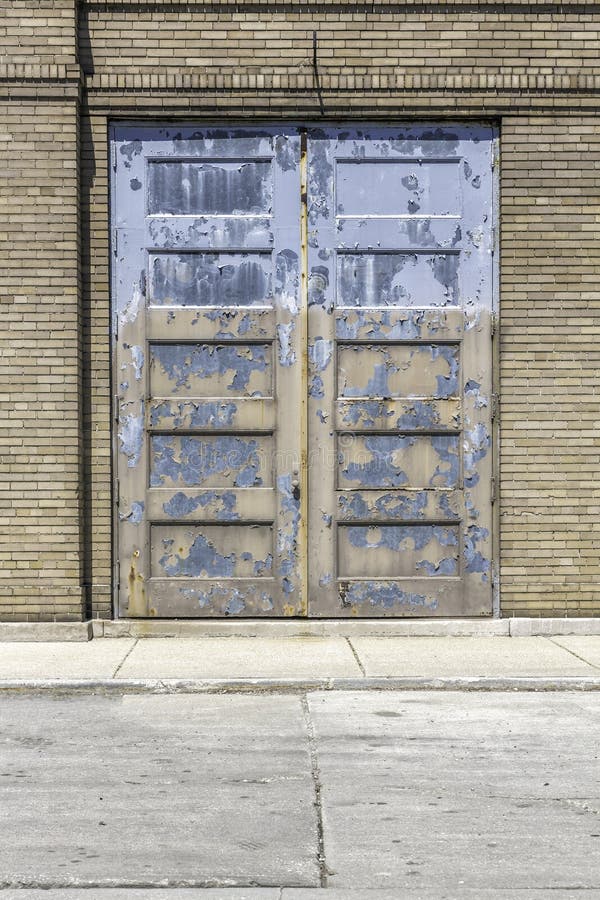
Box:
[109,120,500,619]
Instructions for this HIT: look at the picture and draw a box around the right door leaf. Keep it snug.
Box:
[307,125,495,617]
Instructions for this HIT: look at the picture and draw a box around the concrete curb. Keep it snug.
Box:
[1,617,600,641]
[0,622,93,642]
[1,676,600,694]
[94,619,512,638]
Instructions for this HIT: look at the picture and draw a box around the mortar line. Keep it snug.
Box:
[547,636,600,672]
[112,637,139,678]
[345,636,366,676]
[300,693,328,888]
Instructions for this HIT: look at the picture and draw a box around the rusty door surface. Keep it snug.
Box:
[113,124,495,618]
[306,126,496,617]
[113,126,305,617]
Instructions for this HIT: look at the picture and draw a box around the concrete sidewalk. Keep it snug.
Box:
[0,635,599,690]
[1,691,600,897]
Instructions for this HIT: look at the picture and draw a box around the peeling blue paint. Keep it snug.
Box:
[150,400,238,430]
[118,282,143,327]
[431,345,459,397]
[415,557,458,576]
[226,596,246,615]
[396,400,441,430]
[339,491,431,521]
[150,435,264,488]
[340,435,414,488]
[158,531,273,579]
[275,249,299,313]
[162,490,240,521]
[309,375,324,399]
[119,501,145,525]
[465,380,488,409]
[309,338,334,372]
[277,322,296,367]
[159,533,235,577]
[464,423,491,488]
[429,436,460,488]
[337,310,425,341]
[151,253,272,307]
[464,524,490,579]
[439,492,460,520]
[340,345,459,399]
[118,406,144,468]
[151,344,269,394]
[148,160,273,216]
[275,134,299,171]
[346,524,458,553]
[308,265,331,309]
[343,363,391,398]
[130,345,144,381]
[119,139,142,166]
[254,554,273,575]
[342,581,439,611]
[175,583,273,614]
[340,400,393,428]
[277,473,300,595]
[307,137,332,223]
[337,252,459,308]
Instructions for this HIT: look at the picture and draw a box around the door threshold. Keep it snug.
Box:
[97,617,509,638]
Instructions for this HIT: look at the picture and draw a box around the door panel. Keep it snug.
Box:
[113,123,495,618]
[113,126,304,617]
[307,126,495,617]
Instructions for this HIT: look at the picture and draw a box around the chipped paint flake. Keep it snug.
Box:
[118,405,144,468]
[277,322,296,367]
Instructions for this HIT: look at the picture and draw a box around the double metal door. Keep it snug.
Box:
[113,124,495,618]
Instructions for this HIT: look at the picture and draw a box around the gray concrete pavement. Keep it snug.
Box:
[1,635,600,685]
[349,635,600,676]
[0,640,137,680]
[1,691,599,896]
[0,694,318,890]
[115,637,360,679]
[309,692,600,891]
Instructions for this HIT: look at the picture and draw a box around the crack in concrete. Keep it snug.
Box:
[300,693,328,888]
[112,638,139,677]
[548,637,600,672]
[345,636,366,676]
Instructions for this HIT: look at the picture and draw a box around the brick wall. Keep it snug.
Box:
[3,0,600,618]
[0,1,83,621]
[500,117,600,616]
[81,7,600,82]
[0,99,83,621]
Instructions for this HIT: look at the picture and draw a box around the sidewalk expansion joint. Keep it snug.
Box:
[300,693,328,888]
[111,637,139,677]
[345,636,366,675]
[547,636,600,672]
